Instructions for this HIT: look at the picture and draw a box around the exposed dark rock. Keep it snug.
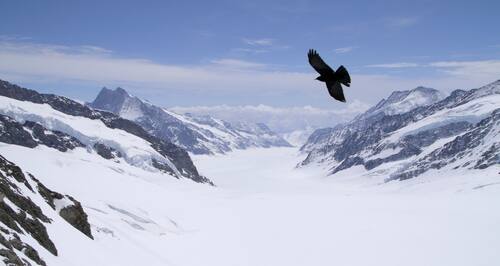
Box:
[362,122,471,170]
[0,115,38,149]
[0,155,57,256]
[24,121,84,152]
[400,122,472,148]
[389,109,500,181]
[34,178,93,239]
[6,231,46,266]
[33,177,59,210]
[0,153,98,264]
[151,159,178,178]
[0,114,84,153]
[332,156,364,174]
[475,144,500,169]
[93,143,122,160]
[58,195,93,240]
[0,248,25,266]
[364,145,421,170]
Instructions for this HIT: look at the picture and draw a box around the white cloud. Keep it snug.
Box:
[0,40,312,92]
[334,46,355,54]
[210,58,266,69]
[366,62,421,68]
[385,17,419,27]
[429,60,500,78]
[366,60,500,85]
[0,35,33,41]
[170,101,370,133]
[0,40,498,111]
[242,38,274,46]
[231,48,269,54]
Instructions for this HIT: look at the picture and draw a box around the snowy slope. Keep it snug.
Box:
[0,153,94,266]
[0,79,498,266]
[0,79,211,184]
[0,95,182,175]
[356,86,444,120]
[282,127,315,146]
[300,80,500,181]
[88,87,291,155]
[1,145,499,266]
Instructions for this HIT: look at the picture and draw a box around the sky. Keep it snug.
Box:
[0,0,499,131]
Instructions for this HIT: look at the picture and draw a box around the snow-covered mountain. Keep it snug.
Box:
[354,86,444,121]
[88,87,291,155]
[300,80,500,181]
[0,78,498,266]
[0,79,212,185]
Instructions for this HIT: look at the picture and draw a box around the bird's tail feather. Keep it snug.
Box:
[336,65,351,87]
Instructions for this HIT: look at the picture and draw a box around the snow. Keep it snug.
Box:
[368,146,403,160]
[386,94,500,143]
[282,127,315,146]
[167,110,233,138]
[0,95,181,176]
[358,87,443,121]
[54,196,74,212]
[118,98,144,120]
[0,142,499,266]
[384,89,442,115]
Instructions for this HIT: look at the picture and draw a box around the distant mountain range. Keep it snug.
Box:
[300,81,500,181]
[88,87,291,155]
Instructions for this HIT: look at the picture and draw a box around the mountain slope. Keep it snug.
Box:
[300,81,500,181]
[0,80,497,266]
[355,86,443,121]
[0,80,212,185]
[0,153,93,265]
[301,86,444,154]
[88,87,291,155]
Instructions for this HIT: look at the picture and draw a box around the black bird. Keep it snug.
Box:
[308,49,351,102]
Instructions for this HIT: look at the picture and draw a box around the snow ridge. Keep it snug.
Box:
[88,87,291,155]
[0,79,211,184]
[300,80,500,180]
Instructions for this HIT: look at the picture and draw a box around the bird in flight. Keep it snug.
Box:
[308,49,351,102]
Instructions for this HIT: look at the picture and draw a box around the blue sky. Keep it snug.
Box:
[0,0,499,116]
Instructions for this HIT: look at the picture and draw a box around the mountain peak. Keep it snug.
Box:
[386,86,439,101]
[357,86,443,121]
[88,86,291,154]
[89,87,138,116]
[97,86,131,98]
[412,86,439,93]
[114,86,129,95]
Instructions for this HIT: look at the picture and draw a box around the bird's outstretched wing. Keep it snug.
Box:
[336,65,351,87]
[326,81,346,102]
[308,49,334,76]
